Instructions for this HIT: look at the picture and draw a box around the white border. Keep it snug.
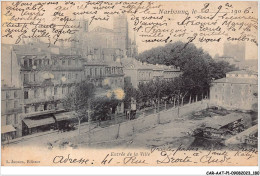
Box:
[1,0,259,175]
[1,166,260,175]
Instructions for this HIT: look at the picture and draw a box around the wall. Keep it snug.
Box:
[85,100,209,143]
[210,82,258,111]
[124,69,138,88]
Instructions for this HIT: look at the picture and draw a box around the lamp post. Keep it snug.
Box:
[87,99,92,145]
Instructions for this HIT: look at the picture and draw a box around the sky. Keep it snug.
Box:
[1,1,258,60]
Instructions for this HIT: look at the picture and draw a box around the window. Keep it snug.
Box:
[90,68,93,76]
[95,68,97,76]
[68,59,71,65]
[14,91,18,98]
[24,91,28,99]
[32,105,36,112]
[75,59,78,65]
[62,87,65,94]
[76,74,78,79]
[39,59,42,66]
[34,89,37,98]
[24,107,29,113]
[14,101,18,108]
[35,104,39,112]
[44,104,47,111]
[14,114,18,124]
[6,101,11,109]
[6,115,12,125]
[62,60,65,65]
[29,59,32,67]
[24,73,29,83]
[6,91,10,99]
[33,73,36,82]
[54,87,57,95]
[24,60,28,67]
[68,73,71,79]
[44,88,47,96]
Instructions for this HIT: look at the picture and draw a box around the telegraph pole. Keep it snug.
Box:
[157,80,161,124]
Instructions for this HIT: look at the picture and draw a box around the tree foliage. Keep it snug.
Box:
[92,93,121,123]
[62,80,96,121]
[124,79,138,109]
[137,41,238,97]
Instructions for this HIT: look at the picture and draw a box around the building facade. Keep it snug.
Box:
[210,70,258,111]
[71,15,137,58]
[122,58,182,88]
[2,42,85,136]
[214,42,246,69]
[1,85,23,141]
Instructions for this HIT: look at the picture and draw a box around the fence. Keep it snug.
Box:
[83,100,209,144]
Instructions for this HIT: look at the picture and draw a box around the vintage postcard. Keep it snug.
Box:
[1,0,258,168]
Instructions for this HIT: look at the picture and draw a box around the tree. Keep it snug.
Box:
[92,94,121,125]
[137,41,239,100]
[62,81,95,141]
[137,41,206,69]
[124,80,138,109]
[209,60,238,80]
[182,56,211,97]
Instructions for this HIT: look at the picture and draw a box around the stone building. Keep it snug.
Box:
[122,58,181,88]
[1,15,135,138]
[122,58,153,88]
[210,70,258,111]
[83,54,107,87]
[214,42,246,69]
[1,84,23,141]
[71,15,137,58]
[104,61,124,89]
[81,48,125,88]
[223,42,246,62]
[162,65,182,81]
[2,43,84,136]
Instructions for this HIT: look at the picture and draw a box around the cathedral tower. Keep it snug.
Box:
[113,15,129,56]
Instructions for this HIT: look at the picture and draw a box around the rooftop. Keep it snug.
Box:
[122,58,180,71]
[204,113,244,129]
[227,70,258,76]
[90,26,114,33]
[213,77,257,84]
